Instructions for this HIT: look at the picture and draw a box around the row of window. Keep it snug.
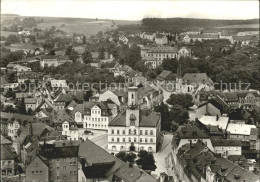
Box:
[85,117,107,122]
[147,53,177,58]
[50,158,76,162]
[111,146,153,152]
[87,124,107,128]
[111,129,154,135]
[111,137,154,143]
[32,170,43,174]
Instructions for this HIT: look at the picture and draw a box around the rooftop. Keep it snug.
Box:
[226,123,256,136]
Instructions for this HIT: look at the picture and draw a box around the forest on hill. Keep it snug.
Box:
[118,18,259,33]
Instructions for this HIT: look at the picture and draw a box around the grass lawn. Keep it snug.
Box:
[1,31,17,37]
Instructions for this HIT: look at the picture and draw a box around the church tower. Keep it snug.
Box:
[126,87,140,127]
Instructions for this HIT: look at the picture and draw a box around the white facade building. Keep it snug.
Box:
[108,87,161,153]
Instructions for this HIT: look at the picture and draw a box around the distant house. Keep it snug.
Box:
[40,56,72,68]
[140,32,156,41]
[155,34,168,45]
[119,35,128,44]
[183,34,219,43]
[156,70,177,85]
[196,98,230,118]
[99,89,127,111]
[50,80,68,89]
[182,73,214,93]
[233,35,258,46]
[24,98,37,112]
[202,29,221,35]
[220,32,235,43]
[143,56,159,69]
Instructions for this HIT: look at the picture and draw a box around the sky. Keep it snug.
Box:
[1,0,259,20]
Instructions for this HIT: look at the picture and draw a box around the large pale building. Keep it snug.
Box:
[108,87,161,153]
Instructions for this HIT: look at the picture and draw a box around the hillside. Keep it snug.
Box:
[118,18,259,33]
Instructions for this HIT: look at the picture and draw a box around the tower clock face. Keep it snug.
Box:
[130,113,136,126]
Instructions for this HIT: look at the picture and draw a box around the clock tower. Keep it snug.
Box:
[126,87,140,127]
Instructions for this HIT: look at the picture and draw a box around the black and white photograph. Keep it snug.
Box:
[0,0,259,181]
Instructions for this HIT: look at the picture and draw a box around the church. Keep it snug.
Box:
[108,87,161,153]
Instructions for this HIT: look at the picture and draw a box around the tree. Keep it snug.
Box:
[169,105,189,125]
[125,152,137,163]
[166,93,193,109]
[154,102,171,131]
[17,98,27,115]
[69,50,79,62]
[6,34,19,44]
[136,150,157,171]
[83,35,86,44]
[115,151,127,162]
[115,152,136,163]
[48,49,56,56]
[82,49,93,64]
[98,46,105,59]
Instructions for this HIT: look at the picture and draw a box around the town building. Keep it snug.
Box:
[1,145,16,180]
[155,34,168,45]
[226,123,256,141]
[182,73,214,94]
[38,140,80,182]
[83,101,114,130]
[183,34,219,43]
[39,56,72,68]
[24,98,37,112]
[25,155,49,182]
[78,139,156,182]
[108,87,161,153]
[211,139,242,156]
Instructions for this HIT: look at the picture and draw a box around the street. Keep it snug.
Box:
[152,134,177,180]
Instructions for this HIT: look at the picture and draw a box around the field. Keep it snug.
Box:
[216,23,259,29]
[1,31,17,37]
[36,17,139,36]
[37,21,115,36]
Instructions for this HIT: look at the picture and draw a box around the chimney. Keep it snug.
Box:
[216,115,219,121]
[29,122,33,136]
[160,173,167,182]
[190,140,192,148]
[129,162,133,168]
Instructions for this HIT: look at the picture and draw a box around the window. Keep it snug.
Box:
[70,171,73,174]
[150,138,153,143]
[32,171,34,174]
[129,138,131,142]
[74,171,77,175]
[140,130,143,135]
[123,138,125,142]
[145,138,148,143]
[134,138,137,142]
[35,163,39,167]
[111,129,114,134]
[150,130,153,135]
[117,138,120,142]
[57,167,60,170]
[63,176,67,180]
[35,171,39,174]
[145,130,148,135]
[140,138,142,142]
[122,130,125,134]
[63,166,66,170]
[112,137,114,142]
[117,130,119,134]
[39,171,42,174]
